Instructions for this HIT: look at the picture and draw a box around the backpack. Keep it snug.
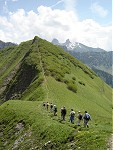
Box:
[78,114,83,120]
[85,114,90,120]
[71,111,75,117]
[62,108,67,115]
[50,104,53,108]
[54,107,57,112]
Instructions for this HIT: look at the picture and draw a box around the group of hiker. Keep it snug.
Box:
[43,102,91,128]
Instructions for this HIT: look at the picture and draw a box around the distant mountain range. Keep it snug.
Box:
[52,38,113,87]
[52,38,105,52]
[0,40,17,49]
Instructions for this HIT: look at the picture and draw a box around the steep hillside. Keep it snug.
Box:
[70,51,112,74]
[0,36,112,149]
[52,39,112,87]
[0,36,97,101]
[0,40,33,101]
[92,67,113,88]
[69,51,113,87]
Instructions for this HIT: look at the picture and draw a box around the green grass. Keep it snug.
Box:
[0,100,76,149]
[0,36,112,149]
[0,41,32,91]
[0,98,111,149]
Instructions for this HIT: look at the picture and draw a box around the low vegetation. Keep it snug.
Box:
[67,82,77,93]
[0,36,112,149]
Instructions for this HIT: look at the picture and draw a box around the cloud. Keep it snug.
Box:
[90,2,108,18]
[0,6,112,51]
[62,0,77,12]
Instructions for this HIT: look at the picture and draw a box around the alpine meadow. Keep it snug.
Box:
[0,36,112,150]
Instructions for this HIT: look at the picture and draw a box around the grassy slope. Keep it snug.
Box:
[0,41,32,81]
[0,41,32,101]
[0,100,75,150]
[0,36,112,149]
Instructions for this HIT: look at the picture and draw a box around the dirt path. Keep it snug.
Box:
[111,134,113,150]
[108,134,113,150]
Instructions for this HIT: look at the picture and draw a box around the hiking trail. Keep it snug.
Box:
[36,40,49,101]
[107,134,113,150]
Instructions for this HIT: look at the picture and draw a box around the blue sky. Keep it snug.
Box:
[0,0,112,51]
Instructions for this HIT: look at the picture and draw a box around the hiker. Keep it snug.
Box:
[53,105,57,116]
[43,102,46,107]
[69,109,75,124]
[62,106,67,121]
[83,111,91,128]
[50,103,53,112]
[77,111,83,126]
[46,102,49,111]
[61,107,63,120]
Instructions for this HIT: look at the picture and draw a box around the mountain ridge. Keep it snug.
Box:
[52,38,106,52]
[0,36,112,149]
[0,36,96,101]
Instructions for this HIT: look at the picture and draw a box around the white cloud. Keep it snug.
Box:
[62,0,77,12]
[90,2,108,18]
[0,6,112,51]
[12,0,18,1]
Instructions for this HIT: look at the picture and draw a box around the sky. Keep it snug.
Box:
[0,0,112,51]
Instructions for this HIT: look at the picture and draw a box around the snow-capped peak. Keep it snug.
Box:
[61,39,78,50]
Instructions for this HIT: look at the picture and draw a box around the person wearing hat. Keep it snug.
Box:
[77,111,83,126]
[69,109,75,124]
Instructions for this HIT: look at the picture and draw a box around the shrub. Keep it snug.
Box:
[90,75,94,79]
[51,72,56,77]
[72,77,76,81]
[66,71,70,74]
[55,75,63,82]
[37,76,44,85]
[112,104,113,109]
[63,79,69,84]
[67,83,77,93]
[45,70,50,76]
[78,81,85,86]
